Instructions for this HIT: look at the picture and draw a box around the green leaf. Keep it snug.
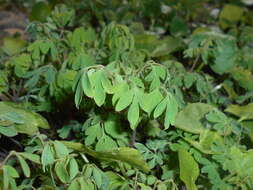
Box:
[29,2,51,21]
[17,155,30,177]
[140,89,163,115]
[219,4,244,29]
[230,67,253,91]
[41,143,55,170]
[153,98,167,118]
[89,70,106,106]
[127,96,140,130]
[211,39,237,74]
[184,73,197,88]
[3,165,10,189]
[19,153,41,164]
[164,94,178,129]
[104,114,127,140]
[225,103,253,121]
[115,89,134,111]
[0,102,50,135]
[174,103,214,134]
[95,135,118,151]
[57,70,77,91]
[62,141,150,173]
[74,82,83,108]
[112,82,128,105]
[53,141,69,158]
[93,168,103,188]
[69,158,79,180]
[55,160,70,183]
[4,165,19,178]
[0,112,24,124]
[85,123,101,145]
[2,36,25,56]
[12,54,31,77]
[0,126,18,137]
[169,16,188,36]
[101,71,113,94]
[74,53,95,70]
[68,179,80,190]
[178,149,199,190]
[81,72,94,98]
[44,66,56,84]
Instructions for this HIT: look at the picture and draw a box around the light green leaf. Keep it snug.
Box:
[68,179,80,190]
[55,160,70,183]
[62,141,150,173]
[74,82,83,108]
[225,103,253,121]
[128,96,139,130]
[164,94,178,129]
[174,103,214,134]
[101,71,113,94]
[178,149,199,190]
[0,126,18,137]
[95,135,118,151]
[115,89,134,111]
[69,158,79,180]
[230,67,253,91]
[153,98,167,118]
[41,143,55,170]
[17,155,30,177]
[85,123,101,145]
[74,53,95,70]
[93,168,102,188]
[140,89,163,115]
[89,70,106,106]
[112,82,128,105]
[81,71,94,98]
[0,102,50,135]
[5,165,19,178]
[12,54,31,77]
[53,141,69,158]
[3,165,10,189]
[19,152,40,164]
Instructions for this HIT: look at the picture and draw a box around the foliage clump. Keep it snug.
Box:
[1,0,253,189]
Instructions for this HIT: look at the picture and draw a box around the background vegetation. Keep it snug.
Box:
[1,0,253,189]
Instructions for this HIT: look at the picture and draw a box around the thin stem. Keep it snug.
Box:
[130,129,136,148]
[0,151,15,168]
[190,54,200,72]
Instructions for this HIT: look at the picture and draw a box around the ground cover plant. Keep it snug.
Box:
[1,0,253,189]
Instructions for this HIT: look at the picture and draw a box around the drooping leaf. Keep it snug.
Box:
[174,103,214,134]
[69,158,79,180]
[225,103,253,121]
[95,135,118,151]
[115,89,134,111]
[53,141,69,158]
[62,141,150,173]
[55,160,70,183]
[68,179,80,190]
[0,102,50,135]
[140,89,163,115]
[128,96,140,130]
[89,70,106,107]
[153,98,167,118]
[19,152,41,164]
[41,143,55,170]
[178,149,199,190]
[0,126,18,137]
[17,155,30,177]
